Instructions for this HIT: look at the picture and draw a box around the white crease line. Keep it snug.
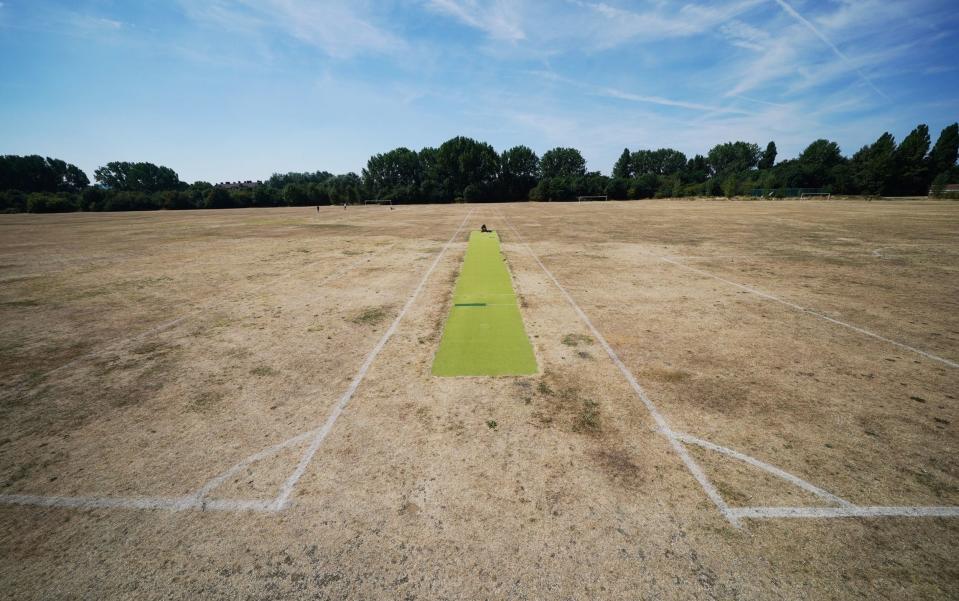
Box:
[0,227,439,514]
[271,209,474,510]
[672,432,854,508]
[733,506,959,519]
[498,211,739,527]
[657,255,958,369]
[191,430,314,502]
[0,493,276,512]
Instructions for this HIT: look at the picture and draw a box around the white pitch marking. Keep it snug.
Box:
[733,505,959,519]
[0,493,276,512]
[656,255,958,369]
[498,211,739,527]
[0,230,424,513]
[191,430,314,502]
[271,209,474,510]
[673,432,854,508]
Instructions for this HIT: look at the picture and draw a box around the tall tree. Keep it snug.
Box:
[706,141,761,175]
[684,154,710,183]
[893,124,931,195]
[758,141,777,170]
[434,136,499,201]
[929,123,959,178]
[540,147,587,179]
[0,155,89,193]
[796,139,845,187]
[500,145,540,200]
[94,161,182,192]
[612,148,633,179]
[851,132,896,195]
[362,147,422,198]
[650,148,687,175]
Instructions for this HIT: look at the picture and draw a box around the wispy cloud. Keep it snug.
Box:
[599,87,753,116]
[427,0,524,42]
[180,0,405,58]
[771,0,886,99]
[719,19,768,52]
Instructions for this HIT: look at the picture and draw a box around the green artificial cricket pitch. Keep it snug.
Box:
[432,230,538,377]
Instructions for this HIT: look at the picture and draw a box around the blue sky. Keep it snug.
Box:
[1,0,957,183]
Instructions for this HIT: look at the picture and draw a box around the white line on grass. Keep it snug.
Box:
[656,255,958,369]
[0,493,276,512]
[191,430,314,502]
[733,506,959,519]
[673,432,854,508]
[0,214,470,514]
[270,209,474,510]
[497,210,740,527]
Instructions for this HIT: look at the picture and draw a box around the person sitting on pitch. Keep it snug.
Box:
[480,224,490,233]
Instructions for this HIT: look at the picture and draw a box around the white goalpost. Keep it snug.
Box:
[799,192,831,200]
[362,199,393,207]
[576,195,608,202]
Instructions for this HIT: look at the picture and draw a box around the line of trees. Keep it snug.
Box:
[2,123,957,213]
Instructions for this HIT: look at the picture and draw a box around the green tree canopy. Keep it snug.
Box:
[851,132,896,195]
[94,161,183,192]
[0,155,89,193]
[435,136,500,201]
[612,148,633,179]
[363,147,422,198]
[929,123,958,178]
[706,141,761,175]
[499,145,540,200]
[540,147,586,179]
[893,124,931,195]
[758,141,777,170]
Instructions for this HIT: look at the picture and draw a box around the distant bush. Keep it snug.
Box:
[0,189,27,212]
[26,192,78,213]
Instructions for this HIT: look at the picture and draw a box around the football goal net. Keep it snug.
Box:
[749,187,830,199]
[362,199,393,207]
[576,195,608,202]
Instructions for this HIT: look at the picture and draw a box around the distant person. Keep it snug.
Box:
[481,224,490,233]
[316,206,319,212]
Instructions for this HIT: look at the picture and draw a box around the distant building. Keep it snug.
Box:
[215,180,261,190]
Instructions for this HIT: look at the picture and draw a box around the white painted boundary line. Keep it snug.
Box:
[497,211,740,527]
[673,432,853,508]
[0,213,472,514]
[656,255,958,369]
[733,506,959,519]
[271,209,474,510]
[0,493,276,512]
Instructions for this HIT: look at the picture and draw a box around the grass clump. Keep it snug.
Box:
[562,333,593,347]
[352,306,389,326]
[250,366,279,377]
[486,419,498,430]
[575,399,601,432]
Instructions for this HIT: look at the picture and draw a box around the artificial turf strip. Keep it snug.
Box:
[432,230,538,377]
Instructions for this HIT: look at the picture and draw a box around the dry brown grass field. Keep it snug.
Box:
[0,199,957,599]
